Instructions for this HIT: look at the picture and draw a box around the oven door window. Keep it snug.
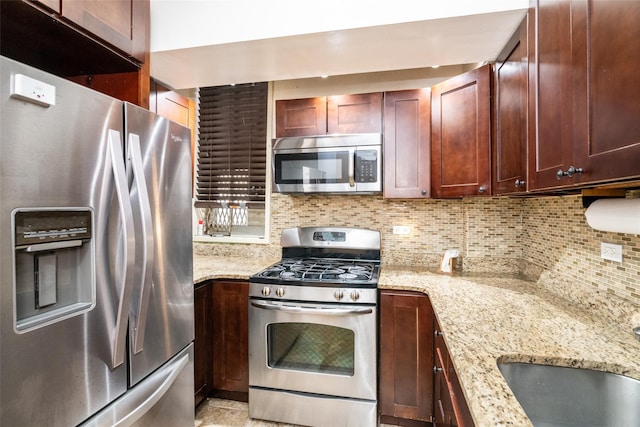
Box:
[274,151,349,184]
[267,322,354,376]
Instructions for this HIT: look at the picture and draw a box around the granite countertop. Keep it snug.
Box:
[194,255,640,426]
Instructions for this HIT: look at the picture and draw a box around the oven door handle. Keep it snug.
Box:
[251,300,372,316]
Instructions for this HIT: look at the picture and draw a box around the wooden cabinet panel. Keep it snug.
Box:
[275,97,327,137]
[194,283,212,407]
[62,0,148,62]
[431,64,492,198]
[383,89,431,199]
[150,80,193,128]
[327,93,382,134]
[212,281,249,396]
[434,320,474,427]
[379,290,434,423]
[493,17,528,195]
[528,0,575,189]
[529,0,640,190]
[572,0,640,184]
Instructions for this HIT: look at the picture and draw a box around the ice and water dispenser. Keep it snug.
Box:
[12,208,95,332]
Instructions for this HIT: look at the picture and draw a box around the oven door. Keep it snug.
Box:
[248,299,377,401]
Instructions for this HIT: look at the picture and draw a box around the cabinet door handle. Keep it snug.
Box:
[514,179,526,188]
[434,366,443,374]
[556,166,584,180]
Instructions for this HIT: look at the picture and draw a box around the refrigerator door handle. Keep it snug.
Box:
[127,133,154,355]
[80,348,191,427]
[108,129,136,369]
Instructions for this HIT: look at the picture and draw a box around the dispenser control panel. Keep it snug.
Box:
[14,209,92,247]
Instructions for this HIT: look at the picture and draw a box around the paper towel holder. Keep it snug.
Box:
[581,188,627,208]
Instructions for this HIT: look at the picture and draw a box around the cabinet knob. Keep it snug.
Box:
[434,330,443,337]
[556,166,584,180]
[421,189,427,196]
[478,185,487,193]
[434,366,443,374]
[514,179,526,188]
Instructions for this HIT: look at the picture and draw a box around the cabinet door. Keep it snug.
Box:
[194,283,212,407]
[493,17,528,195]
[275,97,327,137]
[379,291,434,422]
[383,89,431,199]
[431,64,492,197]
[150,80,193,128]
[62,0,148,62]
[212,281,249,395]
[327,93,382,134]
[528,0,574,190]
[572,0,640,184]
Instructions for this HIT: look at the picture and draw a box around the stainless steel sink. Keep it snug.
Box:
[497,362,640,427]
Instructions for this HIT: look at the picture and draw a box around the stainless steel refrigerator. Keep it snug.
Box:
[0,55,194,426]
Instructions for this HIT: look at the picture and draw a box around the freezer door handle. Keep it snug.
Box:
[128,133,154,354]
[80,348,191,427]
[108,129,136,369]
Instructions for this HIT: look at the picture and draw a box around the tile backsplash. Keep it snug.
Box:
[196,193,640,306]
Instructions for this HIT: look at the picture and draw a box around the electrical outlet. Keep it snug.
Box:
[392,225,410,235]
[601,242,623,263]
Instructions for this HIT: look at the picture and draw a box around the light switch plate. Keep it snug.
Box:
[601,242,623,263]
[392,225,410,235]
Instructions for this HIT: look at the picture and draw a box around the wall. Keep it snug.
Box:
[196,193,640,307]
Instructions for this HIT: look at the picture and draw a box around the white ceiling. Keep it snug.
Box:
[149,1,528,90]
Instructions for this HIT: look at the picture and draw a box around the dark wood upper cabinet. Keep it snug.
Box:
[275,93,382,137]
[327,93,382,134]
[62,0,148,63]
[431,64,492,198]
[383,89,432,199]
[275,97,327,137]
[493,17,529,195]
[379,290,434,423]
[529,0,640,190]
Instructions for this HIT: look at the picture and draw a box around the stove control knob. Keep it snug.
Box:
[350,290,361,301]
[262,287,271,296]
[334,289,345,301]
[276,288,285,297]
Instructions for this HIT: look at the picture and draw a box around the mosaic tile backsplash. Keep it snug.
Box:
[195,193,640,306]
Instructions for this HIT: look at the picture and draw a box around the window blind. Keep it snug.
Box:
[195,82,268,208]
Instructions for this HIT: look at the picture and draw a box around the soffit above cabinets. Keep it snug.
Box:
[149,1,528,90]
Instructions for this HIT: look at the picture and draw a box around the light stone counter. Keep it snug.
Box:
[193,255,640,426]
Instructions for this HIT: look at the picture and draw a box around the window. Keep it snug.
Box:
[195,82,268,239]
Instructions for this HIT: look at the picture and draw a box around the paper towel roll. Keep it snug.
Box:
[585,198,640,234]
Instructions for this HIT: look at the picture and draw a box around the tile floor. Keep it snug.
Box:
[195,398,395,427]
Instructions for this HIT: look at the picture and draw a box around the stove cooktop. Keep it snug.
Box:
[251,257,380,287]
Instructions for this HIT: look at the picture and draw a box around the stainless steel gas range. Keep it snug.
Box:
[248,227,380,427]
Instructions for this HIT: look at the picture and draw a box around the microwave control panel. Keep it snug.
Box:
[354,150,378,183]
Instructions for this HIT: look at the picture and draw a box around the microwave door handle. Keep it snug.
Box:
[348,148,356,187]
[128,133,154,355]
[108,129,136,369]
[251,300,372,316]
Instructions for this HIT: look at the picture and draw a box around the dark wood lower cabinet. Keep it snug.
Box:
[380,291,434,424]
[380,290,474,426]
[194,280,249,407]
[434,319,474,427]
[194,282,212,407]
[211,280,249,401]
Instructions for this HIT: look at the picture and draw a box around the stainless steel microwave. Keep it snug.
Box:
[272,133,382,194]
